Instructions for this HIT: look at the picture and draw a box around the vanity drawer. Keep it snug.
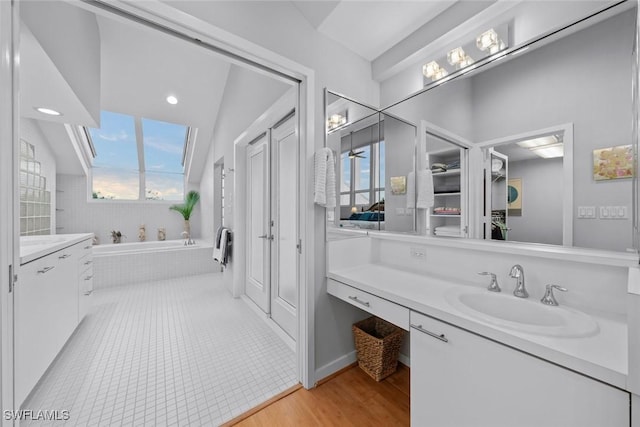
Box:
[327,278,409,330]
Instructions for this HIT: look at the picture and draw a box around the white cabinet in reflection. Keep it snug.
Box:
[410,310,629,427]
[426,143,468,238]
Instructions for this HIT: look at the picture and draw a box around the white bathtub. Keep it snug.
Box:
[93,239,201,255]
[93,239,218,289]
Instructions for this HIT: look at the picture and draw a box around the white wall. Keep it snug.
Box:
[21,118,56,233]
[507,158,563,246]
[56,174,201,245]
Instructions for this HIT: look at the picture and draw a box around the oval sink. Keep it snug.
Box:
[445,287,599,338]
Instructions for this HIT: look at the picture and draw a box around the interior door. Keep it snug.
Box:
[246,135,270,313]
[485,149,509,240]
[270,117,298,339]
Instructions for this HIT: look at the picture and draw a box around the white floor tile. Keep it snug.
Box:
[22,273,297,426]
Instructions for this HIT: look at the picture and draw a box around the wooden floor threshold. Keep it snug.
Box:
[221,383,303,426]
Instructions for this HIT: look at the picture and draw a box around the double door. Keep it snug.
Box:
[245,116,298,340]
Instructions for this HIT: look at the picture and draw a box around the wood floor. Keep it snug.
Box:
[226,364,410,426]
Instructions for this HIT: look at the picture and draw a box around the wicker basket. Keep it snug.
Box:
[352,316,405,382]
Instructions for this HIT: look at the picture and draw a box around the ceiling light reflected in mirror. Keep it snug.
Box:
[517,135,564,159]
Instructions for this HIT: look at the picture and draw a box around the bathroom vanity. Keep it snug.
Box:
[327,232,637,426]
[17,233,93,407]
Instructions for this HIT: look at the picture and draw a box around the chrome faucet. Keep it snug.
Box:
[478,272,501,292]
[540,284,568,306]
[508,264,528,298]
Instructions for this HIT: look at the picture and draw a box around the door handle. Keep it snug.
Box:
[58,254,71,259]
[37,266,55,274]
[258,235,274,241]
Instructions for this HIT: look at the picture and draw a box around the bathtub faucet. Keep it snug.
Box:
[111,230,125,244]
[181,231,195,246]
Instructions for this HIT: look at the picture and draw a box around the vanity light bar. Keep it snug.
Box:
[422,23,509,86]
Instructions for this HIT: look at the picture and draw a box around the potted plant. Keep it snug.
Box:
[169,190,200,238]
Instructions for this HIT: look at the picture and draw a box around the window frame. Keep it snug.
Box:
[340,139,385,210]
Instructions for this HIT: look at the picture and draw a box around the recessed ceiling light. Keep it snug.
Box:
[166,95,178,105]
[35,107,62,116]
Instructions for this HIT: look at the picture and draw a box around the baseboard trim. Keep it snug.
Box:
[314,351,357,385]
[398,352,410,367]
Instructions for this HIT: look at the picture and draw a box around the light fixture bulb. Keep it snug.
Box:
[459,55,474,68]
[477,28,499,51]
[35,107,62,116]
[166,95,178,105]
[423,61,441,78]
[447,47,466,66]
[433,68,448,80]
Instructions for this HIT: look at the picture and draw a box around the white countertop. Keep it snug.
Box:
[328,263,628,390]
[20,234,94,265]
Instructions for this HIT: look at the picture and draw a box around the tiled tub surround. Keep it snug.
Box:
[326,231,637,390]
[93,240,218,290]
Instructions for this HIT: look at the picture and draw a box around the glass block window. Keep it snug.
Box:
[20,140,51,235]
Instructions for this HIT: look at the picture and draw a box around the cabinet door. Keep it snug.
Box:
[410,311,629,427]
[15,246,80,406]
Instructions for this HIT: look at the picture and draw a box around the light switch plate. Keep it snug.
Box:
[578,206,596,219]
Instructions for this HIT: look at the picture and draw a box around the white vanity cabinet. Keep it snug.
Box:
[78,242,93,321]
[410,310,630,427]
[16,238,93,407]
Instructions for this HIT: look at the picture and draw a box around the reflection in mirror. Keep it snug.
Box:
[482,126,570,246]
[381,3,637,252]
[325,92,418,235]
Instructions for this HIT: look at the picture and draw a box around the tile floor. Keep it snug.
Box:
[22,273,298,426]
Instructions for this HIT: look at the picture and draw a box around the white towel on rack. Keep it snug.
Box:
[416,170,434,209]
[406,171,415,209]
[314,147,336,208]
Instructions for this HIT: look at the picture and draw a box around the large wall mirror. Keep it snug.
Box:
[325,91,417,234]
[379,1,638,253]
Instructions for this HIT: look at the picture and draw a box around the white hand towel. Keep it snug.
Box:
[314,147,336,208]
[325,149,336,209]
[314,148,327,206]
[406,171,415,209]
[416,170,434,209]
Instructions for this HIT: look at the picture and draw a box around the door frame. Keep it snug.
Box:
[269,115,298,340]
[475,123,574,246]
[0,0,17,422]
[6,0,317,396]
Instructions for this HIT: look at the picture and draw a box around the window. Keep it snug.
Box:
[340,139,385,210]
[88,111,188,201]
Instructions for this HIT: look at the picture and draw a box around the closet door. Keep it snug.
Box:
[270,117,297,339]
[245,135,270,313]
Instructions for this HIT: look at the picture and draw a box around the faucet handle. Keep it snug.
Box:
[540,284,568,306]
[478,272,501,292]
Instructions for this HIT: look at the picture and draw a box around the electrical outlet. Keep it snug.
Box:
[410,247,426,258]
[577,206,596,219]
[599,206,629,220]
